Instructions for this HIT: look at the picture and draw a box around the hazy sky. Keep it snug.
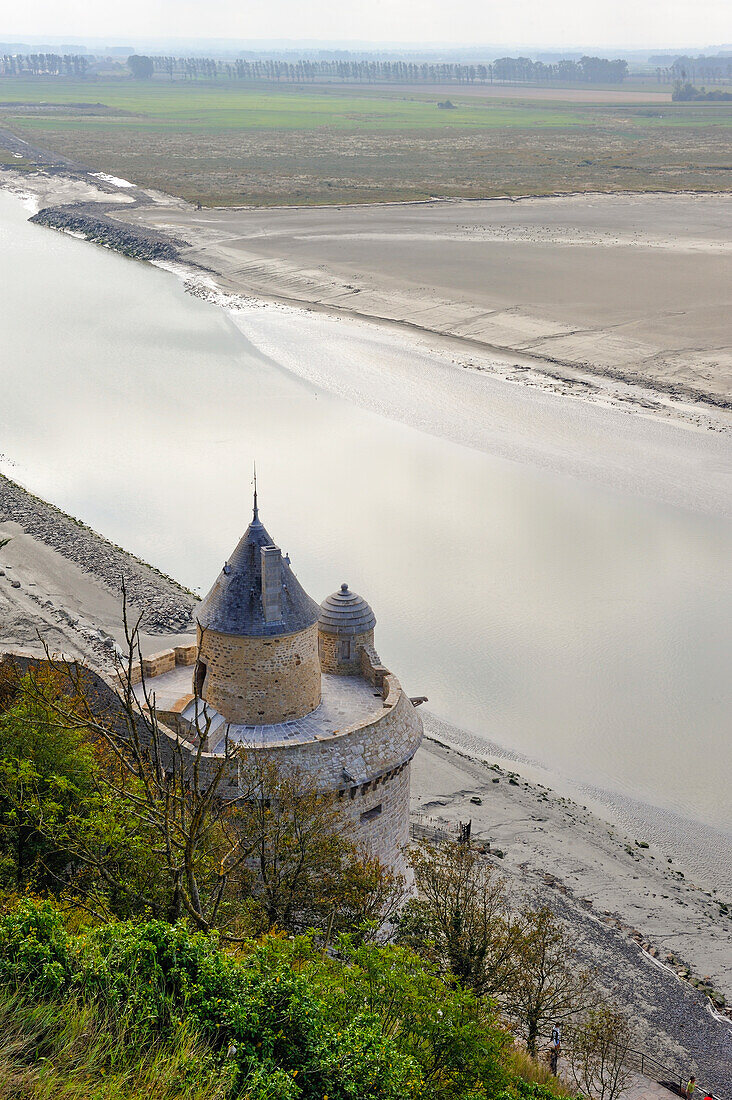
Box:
[4,0,729,49]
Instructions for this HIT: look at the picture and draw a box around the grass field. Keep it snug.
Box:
[1,76,729,205]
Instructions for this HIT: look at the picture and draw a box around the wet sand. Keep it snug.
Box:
[3,168,731,414]
[117,190,732,408]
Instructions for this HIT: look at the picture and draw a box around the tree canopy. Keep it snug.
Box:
[127,54,154,79]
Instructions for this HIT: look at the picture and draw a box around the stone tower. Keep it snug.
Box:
[318,583,376,675]
[138,489,425,873]
[195,493,321,725]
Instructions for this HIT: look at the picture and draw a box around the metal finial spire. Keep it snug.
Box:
[252,462,259,521]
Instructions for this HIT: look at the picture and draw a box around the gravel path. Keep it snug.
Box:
[543,886,731,1096]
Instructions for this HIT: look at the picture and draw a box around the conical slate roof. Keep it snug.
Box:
[198,503,319,638]
[319,583,376,637]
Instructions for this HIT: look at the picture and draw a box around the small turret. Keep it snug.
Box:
[318,583,376,675]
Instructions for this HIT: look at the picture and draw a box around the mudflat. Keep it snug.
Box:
[124,190,732,405]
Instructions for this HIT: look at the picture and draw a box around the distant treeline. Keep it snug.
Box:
[0,50,629,85]
[649,54,732,83]
[146,54,629,84]
[0,53,90,76]
[667,54,732,82]
[672,81,732,101]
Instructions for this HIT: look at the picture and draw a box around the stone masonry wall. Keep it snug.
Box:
[237,677,419,787]
[2,644,421,874]
[318,628,374,675]
[232,668,423,872]
[197,624,321,726]
[104,637,419,873]
[337,763,412,873]
[110,643,197,689]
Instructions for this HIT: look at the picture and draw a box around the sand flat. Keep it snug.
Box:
[117,191,731,405]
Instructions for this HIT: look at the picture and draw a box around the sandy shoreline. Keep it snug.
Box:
[1,165,731,425]
[413,739,732,1084]
[0,474,196,661]
[119,188,732,412]
[1,472,731,1089]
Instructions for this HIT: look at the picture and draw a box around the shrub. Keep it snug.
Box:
[0,897,70,993]
[0,899,577,1100]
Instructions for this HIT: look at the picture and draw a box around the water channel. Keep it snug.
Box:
[1,189,730,854]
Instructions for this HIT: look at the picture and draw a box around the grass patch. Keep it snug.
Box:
[1,76,729,205]
[0,992,225,1100]
[0,146,32,168]
[0,78,600,130]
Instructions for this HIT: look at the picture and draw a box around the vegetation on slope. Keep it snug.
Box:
[0,659,632,1097]
[0,898,573,1100]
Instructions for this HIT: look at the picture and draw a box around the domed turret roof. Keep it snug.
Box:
[198,495,319,638]
[319,583,376,637]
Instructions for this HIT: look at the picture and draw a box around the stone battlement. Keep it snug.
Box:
[110,642,197,688]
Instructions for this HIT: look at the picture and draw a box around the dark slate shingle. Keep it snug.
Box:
[197,514,320,638]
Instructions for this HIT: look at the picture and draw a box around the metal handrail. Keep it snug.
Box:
[558,1043,726,1100]
[625,1045,683,1089]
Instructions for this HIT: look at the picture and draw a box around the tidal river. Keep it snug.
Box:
[1,189,730,852]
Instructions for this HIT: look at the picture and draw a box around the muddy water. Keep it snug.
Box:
[1,189,730,844]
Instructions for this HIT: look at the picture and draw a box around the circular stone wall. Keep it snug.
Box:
[318,627,375,675]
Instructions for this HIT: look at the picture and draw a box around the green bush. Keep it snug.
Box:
[0,897,70,993]
[0,903,418,1098]
[0,898,571,1100]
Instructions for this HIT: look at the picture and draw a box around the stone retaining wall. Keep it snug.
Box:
[0,472,196,633]
[30,204,188,263]
[338,759,412,866]
[8,633,422,872]
[111,642,197,689]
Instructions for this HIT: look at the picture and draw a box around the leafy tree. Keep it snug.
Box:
[398,840,520,996]
[127,54,154,79]
[325,936,510,1100]
[501,907,595,1055]
[567,1004,633,1100]
[238,756,404,936]
[0,665,97,891]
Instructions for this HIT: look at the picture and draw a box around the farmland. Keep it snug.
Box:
[0,76,730,205]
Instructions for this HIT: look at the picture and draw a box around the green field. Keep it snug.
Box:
[1,76,729,205]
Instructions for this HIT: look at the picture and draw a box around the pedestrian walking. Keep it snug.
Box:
[686,1076,696,1100]
[549,1022,561,1075]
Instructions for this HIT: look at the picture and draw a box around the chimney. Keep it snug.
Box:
[260,545,283,623]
